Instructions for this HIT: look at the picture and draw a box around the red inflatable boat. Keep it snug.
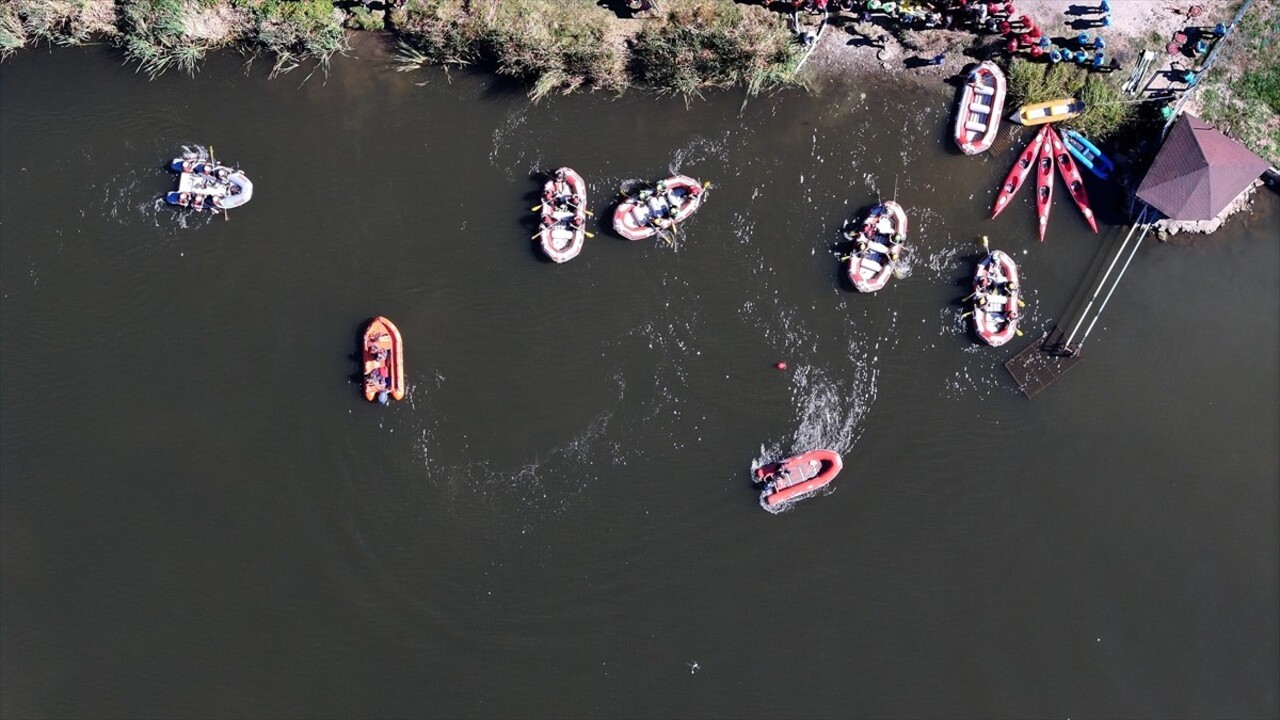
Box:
[754,449,843,508]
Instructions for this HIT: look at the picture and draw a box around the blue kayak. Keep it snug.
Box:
[1062,129,1117,180]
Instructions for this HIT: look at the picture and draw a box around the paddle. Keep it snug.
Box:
[981,234,989,251]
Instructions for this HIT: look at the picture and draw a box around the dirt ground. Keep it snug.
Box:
[803,0,1236,97]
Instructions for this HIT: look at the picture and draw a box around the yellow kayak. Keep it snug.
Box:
[1012,98,1085,126]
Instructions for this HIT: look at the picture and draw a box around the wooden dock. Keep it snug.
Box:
[1004,328,1083,398]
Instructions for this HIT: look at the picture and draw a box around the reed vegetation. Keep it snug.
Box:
[630,1,800,100]
[1006,57,1135,139]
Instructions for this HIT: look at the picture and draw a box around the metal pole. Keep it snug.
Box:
[1063,206,1147,348]
[1075,222,1153,350]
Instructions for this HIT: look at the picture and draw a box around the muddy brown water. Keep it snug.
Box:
[2,39,1277,718]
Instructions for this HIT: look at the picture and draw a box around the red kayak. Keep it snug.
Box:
[1035,130,1055,242]
[992,125,1049,219]
[538,167,588,262]
[1048,128,1098,233]
[613,175,706,241]
[971,249,1022,347]
[754,449,843,508]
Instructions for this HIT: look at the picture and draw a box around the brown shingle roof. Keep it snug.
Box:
[1136,114,1269,221]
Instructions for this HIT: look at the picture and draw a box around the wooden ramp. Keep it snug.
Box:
[1004,328,1083,398]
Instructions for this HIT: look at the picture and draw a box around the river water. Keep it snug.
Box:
[2,38,1277,718]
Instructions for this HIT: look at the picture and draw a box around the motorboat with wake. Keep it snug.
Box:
[362,317,405,404]
[165,147,252,211]
[537,167,588,263]
[613,174,707,242]
[754,449,843,508]
[953,61,1007,155]
[991,125,1048,219]
[845,201,908,292]
[1048,127,1098,232]
[971,243,1022,347]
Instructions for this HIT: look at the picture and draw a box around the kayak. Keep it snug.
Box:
[1011,97,1084,126]
[754,449,843,508]
[971,249,1022,347]
[362,317,405,404]
[613,175,706,241]
[538,167,587,263]
[1035,133,1055,242]
[1062,128,1117,180]
[992,125,1049,219]
[1049,127,1098,232]
[845,201,908,292]
[953,61,1007,155]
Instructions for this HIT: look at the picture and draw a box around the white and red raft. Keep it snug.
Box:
[612,174,706,242]
[538,167,588,263]
[971,248,1022,347]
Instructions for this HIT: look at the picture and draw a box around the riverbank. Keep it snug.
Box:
[2,0,1275,162]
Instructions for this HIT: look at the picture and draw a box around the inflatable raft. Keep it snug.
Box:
[613,175,706,241]
[972,249,1021,347]
[362,317,405,404]
[538,167,587,263]
[755,449,843,508]
[846,201,908,293]
[165,152,253,211]
[954,61,1007,155]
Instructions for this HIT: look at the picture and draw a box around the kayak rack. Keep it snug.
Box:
[1005,206,1154,398]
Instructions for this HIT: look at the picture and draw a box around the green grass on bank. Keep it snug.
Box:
[1195,1,1280,164]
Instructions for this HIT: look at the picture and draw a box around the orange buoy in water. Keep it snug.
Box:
[775,361,788,370]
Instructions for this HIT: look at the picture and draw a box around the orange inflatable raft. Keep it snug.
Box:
[362,317,404,403]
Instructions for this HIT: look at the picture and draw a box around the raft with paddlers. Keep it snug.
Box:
[612,174,708,242]
[1048,127,1098,233]
[1035,131,1055,242]
[992,125,1049,219]
[362,316,405,404]
[536,167,589,263]
[754,449,843,508]
[1061,128,1117,180]
[165,147,253,211]
[970,240,1023,347]
[953,61,1007,155]
[1010,97,1084,126]
[845,200,908,293]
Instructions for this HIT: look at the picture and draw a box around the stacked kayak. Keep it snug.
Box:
[1062,129,1117,180]
[992,126,1101,240]
[1048,128,1098,233]
[754,449,843,508]
[613,175,707,241]
[538,167,588,263]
